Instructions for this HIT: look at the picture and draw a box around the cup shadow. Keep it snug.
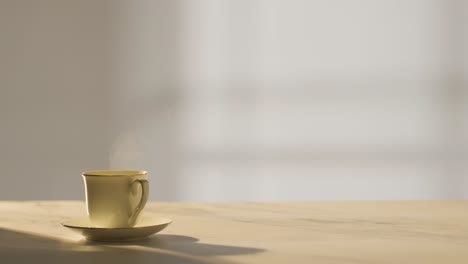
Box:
[83,234,265,256]
[0,228,264,264]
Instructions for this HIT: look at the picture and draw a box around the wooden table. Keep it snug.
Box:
[0,201,468,264]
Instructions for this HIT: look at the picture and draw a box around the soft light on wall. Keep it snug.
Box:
[1,0,467,201]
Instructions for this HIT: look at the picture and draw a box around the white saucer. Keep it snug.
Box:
[61,216,172,242]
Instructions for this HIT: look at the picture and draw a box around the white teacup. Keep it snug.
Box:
[82,170,149,228]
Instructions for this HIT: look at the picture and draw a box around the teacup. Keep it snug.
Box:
[82,170,149,228]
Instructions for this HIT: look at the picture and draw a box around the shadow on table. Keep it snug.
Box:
[84,234,265,256]
[0,228,264,264]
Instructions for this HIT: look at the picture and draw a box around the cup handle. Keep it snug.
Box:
[129,179,149,224]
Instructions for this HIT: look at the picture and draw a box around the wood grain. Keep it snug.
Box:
[0,201,468,263]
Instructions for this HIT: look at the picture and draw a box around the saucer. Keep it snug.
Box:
[61,216,172,242]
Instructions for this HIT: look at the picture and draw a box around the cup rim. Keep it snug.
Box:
[82,170,148,177]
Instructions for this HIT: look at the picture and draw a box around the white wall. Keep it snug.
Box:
[1,0,467,201]
[0,0,111,200]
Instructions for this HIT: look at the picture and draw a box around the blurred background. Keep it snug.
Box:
[1,0,467,201]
